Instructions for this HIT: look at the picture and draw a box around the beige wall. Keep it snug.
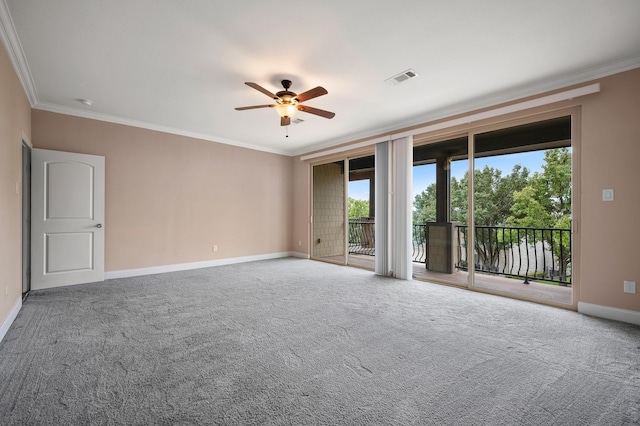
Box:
[31,111,294,272]
[0,43,31,325]
[579,69,640,311]
[292,68,640,314]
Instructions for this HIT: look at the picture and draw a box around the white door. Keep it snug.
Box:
[31,149,105,290]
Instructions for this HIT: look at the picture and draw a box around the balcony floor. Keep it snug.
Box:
[320,254,572,306]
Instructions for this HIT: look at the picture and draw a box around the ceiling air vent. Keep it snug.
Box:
[385,69,419,86]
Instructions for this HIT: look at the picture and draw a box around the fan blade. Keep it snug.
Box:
[245,82,279,100]
[297,105,335,119]
[281,116,291,126]
[294,86,328,103]
[235,105,275,111]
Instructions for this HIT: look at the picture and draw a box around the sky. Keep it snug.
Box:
[348,150,550,201]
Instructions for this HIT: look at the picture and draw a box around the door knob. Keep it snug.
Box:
[96,224,102,228]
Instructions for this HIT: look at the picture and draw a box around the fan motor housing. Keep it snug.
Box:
[276,90,297,103]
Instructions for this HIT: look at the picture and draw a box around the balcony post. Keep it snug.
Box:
[368,175,375,218]
[435,156,451,222]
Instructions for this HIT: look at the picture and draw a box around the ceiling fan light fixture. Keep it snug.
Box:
[275,103,297,118]
[236,80,334,126]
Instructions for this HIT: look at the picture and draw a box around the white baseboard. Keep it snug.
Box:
[289,251,310,259]
[0,297,22,343]
[578,302,640,326]
[105,252,299,280]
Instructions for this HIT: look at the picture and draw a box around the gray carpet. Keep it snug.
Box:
[1,258,639,425]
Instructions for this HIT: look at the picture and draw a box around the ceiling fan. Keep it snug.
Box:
[235,79,335,126]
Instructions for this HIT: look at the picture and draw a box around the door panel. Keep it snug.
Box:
[31,149,105,290]
[312,162,346,263]
[46,232,94,273]
[46,162,94,219]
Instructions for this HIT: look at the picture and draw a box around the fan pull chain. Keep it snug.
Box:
[286,126,289,138]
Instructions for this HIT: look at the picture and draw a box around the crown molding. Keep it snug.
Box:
[0,0,37,106]
[33,101,292,156]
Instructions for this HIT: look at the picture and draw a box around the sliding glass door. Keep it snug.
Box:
[411,115,574,306]
[347,155,375,270]
[412,137,468,286]
[311,153,377,269]
[470,117,573,305]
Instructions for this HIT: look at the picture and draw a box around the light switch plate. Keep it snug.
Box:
[602,189,614,201]
[623,281,636,294]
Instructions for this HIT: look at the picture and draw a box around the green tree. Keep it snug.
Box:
[508,148,571,224]
[460,165,530,269]
[508,148,572,281]
[348,197,370,219]
[450,175,467,224]
[412,151,571,278]
[414,163,530,271]
[412,183,437,224]
[412,164,529,227]
[448,164,530,226]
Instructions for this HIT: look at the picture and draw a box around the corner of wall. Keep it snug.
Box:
[0,297,22,343]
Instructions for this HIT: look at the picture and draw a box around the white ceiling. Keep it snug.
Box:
[2,1,640,156]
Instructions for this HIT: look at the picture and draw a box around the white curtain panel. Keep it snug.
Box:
[392,136,413,280]
[374,141,390,276]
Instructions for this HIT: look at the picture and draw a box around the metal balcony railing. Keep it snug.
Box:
[348,220,572,286]
[348,218,375,256]
[412,224,428,264]
[455,225,572,286]
[348,220,428,262]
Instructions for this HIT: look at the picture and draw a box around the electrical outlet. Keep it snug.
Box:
[298,240,302,247]
[623,281,636,294]
[602,189,614,201]
[213,245,218,252]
